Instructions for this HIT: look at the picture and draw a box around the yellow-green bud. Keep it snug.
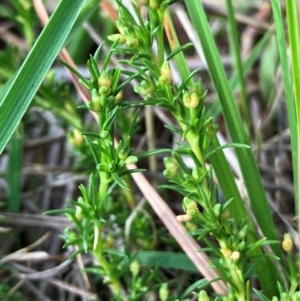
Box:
[282,233,293,252]
[237,224,248,240]
[220,209,230,221]
[212,203,221,218]
[149,0,160,9]
[204,124,218,138]
[70,129,83,147]
[98,71,112,88]
[107,33,126,44]
[159,61,171,84]
[192,79,204,97]
[126,38,139,49]
[87,100,101,112]
[229,235,239,249]
[99,86,111,96]
[220,247,232,258]
[183,91,191,108]
[163,168,177,178]
[134,80,155,97]
[237,240,246,251]
[189,92,200,108]
[192,167,202,181]
[130,260,140,276]
[114,90,123,103]
[124,155,138,165]
[198,290,210,301]
[97,163,108,172]
[272,297,279,301]
[183,197,198,215]
[159,283,169,301]
[163,157,179,169]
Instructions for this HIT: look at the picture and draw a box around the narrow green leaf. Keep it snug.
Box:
[0,0,86,154]
[136,251,197,271]
[7,124,23,213]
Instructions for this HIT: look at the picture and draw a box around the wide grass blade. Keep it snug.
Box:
[184,0,282,295]
[0,0,86,154]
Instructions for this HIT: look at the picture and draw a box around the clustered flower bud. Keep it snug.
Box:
[159,61,172,85]
[134,79,155,97]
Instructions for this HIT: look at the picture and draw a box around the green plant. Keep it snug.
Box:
[1,0,299,300]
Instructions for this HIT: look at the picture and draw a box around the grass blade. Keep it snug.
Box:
[0,0,86,154]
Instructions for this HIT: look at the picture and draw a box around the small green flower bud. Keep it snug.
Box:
[159,61,171,84]
[159,75,171,85]
[237,240,246,251]
[114,90,123,103]
[163,157,179,169]
[229,222,239,235]
[192,79,204,97]
[125,155,138,165]
[116,20,126,35]
[70,129,83,147]
[118,148,128,161]
[220,209,230,221]
[282,233,293,252]
[189,92,200,108]
[229,235,239,249]
[98,71,112,88]
[149,0,160,9]
[189,208,199,216]
[183,197,198,214]
[212,203,221,218]
[134,80,155,97]
[183,91,191,107]
[159,283,169,301]
[271,297,279,301]
[99,86,111,96]
[191,167,204,181]
[220,247,232,258]
[97,163,108,172]
[204,124,218,138]
[100,131,109,139]
[198,290,210,301]
[126,38,139,49]
[87,100,101,112]
[130,260,140,276]
[100,131,112,146]
[163,168,177,178]
[91,89,101,102]
[107,33,126,44]
[237,224,248,240]
[108,162,115,172]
